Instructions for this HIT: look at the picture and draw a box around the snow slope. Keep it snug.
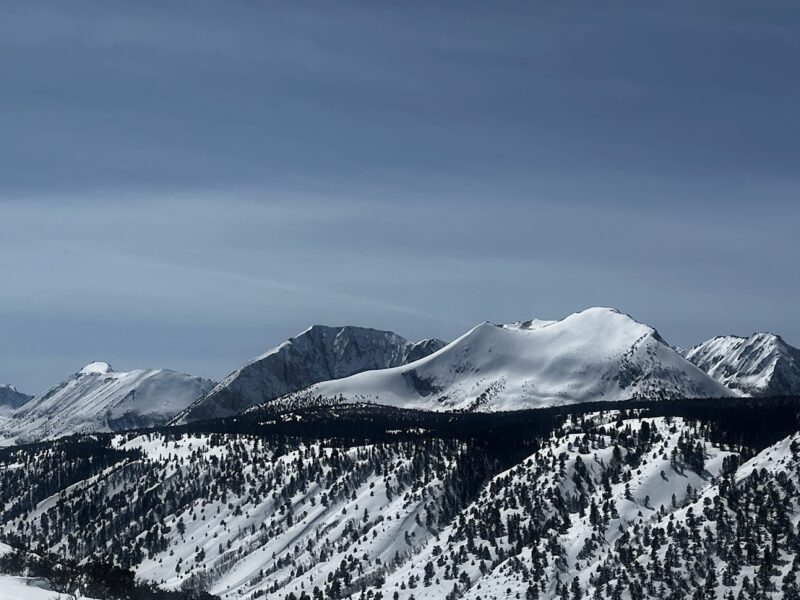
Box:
[373,414,800,600]
[0,574,97,600]
[1,430,480,599]
[275,307,733,413]
[0,542,97,600]
[683,332,800,396]
[0,362,215,443]
[379,412,737,599]
[175,325,446,423]
[6,408,796,599]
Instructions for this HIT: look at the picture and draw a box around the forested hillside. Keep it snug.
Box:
[1,398,799,599]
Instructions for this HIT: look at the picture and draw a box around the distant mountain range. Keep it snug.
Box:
[2,308,799,443]
[271,308,732,412]
[1,309,800,600]
[682,332,800,396]
[173,325,447,423]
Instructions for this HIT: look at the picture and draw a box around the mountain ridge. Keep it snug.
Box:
[270,307,733,413]
[173,324,447,424]
[683,332,800,396]
[0,362,215,443]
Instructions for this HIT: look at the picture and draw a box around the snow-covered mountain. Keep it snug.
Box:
[683,332,800,396]
[3,401,799,599]
[273,307,732,413]
[377,412,800,600]
[0,361,215,443]
[0,385,31,418]
[174,325,446,423]
[4,312,800,599]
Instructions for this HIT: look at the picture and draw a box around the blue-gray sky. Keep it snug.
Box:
[2,1,799,393]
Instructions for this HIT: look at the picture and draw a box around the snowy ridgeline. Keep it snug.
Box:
[1,408,800,599]
[0,363,216,444]
[275,308,733,413]
[682,333,800,397]
[5,308,800,448]
[175,325,447,424]
[0,325,447,445]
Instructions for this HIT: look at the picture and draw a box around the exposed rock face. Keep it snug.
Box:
[175,325,446,423]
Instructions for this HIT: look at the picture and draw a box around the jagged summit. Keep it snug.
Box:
[273,307,731,413]
[683,332,800,396]
[173,325,447,423]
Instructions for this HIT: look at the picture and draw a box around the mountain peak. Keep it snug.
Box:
[0,384,32,413]
[500,307,644,333]
[577,305,624,315]
[303,324,394,335]
[2,365,214,442]
[750,331,785,345]
[566,306,647,325]
[274,308,729,413]
[684,333,800,396]
[711,331,782,343]
[173,325,446,424]
[557,306,659,338]
[79,361,115,375]
[502,318,556,331]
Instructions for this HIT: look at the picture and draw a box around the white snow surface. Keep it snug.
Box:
[683,332,800,396]
[379,413,736,599]
[174,325,446,423]
[102,432,456,598]
[0,543,97,600]
[79,361,114,375]
[0,363,215,442]
[0,574,97,600]
[4,412,800,599]
[501,318,556,331]
[275,307,733,412]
